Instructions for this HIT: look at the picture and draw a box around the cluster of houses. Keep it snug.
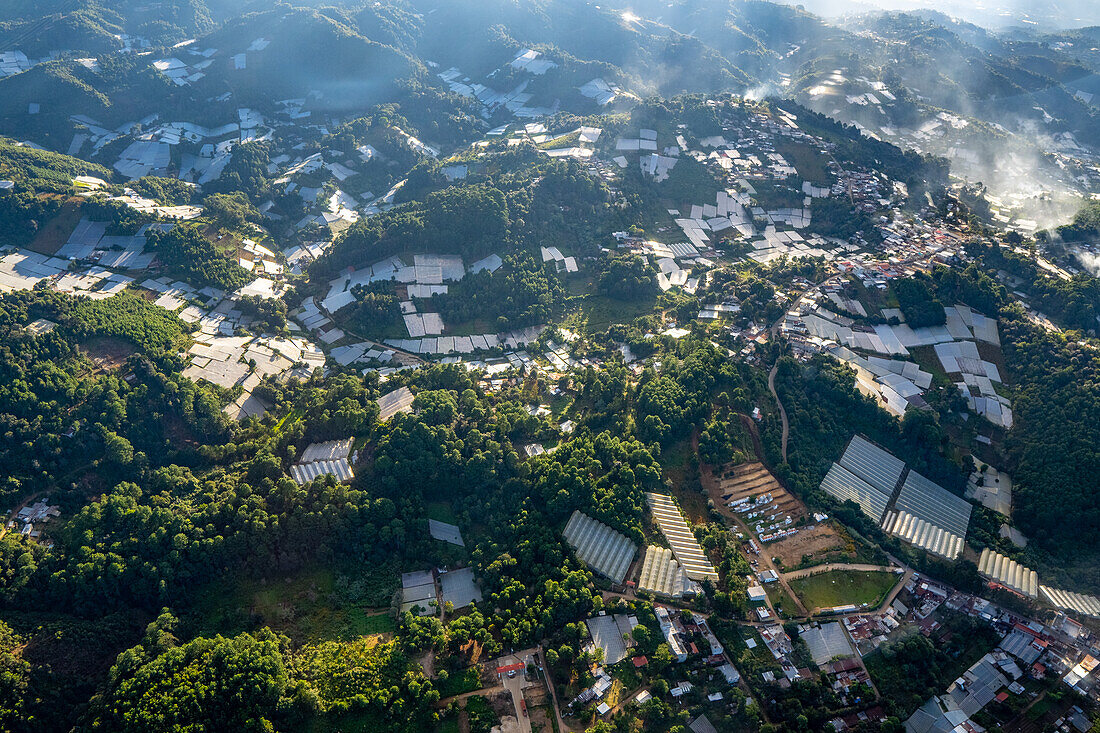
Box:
[7,500,61,543]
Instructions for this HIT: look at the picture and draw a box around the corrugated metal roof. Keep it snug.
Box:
[377,386,414,420]
[800,622,855,665]
[290,458,353,485]
[882,509,964,559]
[895,470,972,540]
[562,510,636,583]
[838,435,905,495]
[299,438,353,463]
[819,462,891,522]
[646,493,717,581]
[637,545,697,597]
[1040,585,1100,617]
[978,548,1037,598]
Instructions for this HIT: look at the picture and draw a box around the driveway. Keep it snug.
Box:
[494,650,537,733]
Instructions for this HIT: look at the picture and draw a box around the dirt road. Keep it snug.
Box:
[767,363,789,464]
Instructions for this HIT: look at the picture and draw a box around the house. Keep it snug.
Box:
[656,606,688,662]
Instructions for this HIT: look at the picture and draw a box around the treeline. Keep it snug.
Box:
[432,255,562,330]
[312,183,510,279]
[0,136,112,192]
[894,274,946,327]
[599,254,657,301]
[1000,307,1100,581]
[84,611,438,732]
[1054,199,1100,243]
[313,154,620,285]
[0,136,114,246]
[149,224,251,290]
[784,101,951,189]
[635,338,757,446]
[865,612,1000,719]
[809,198,876,241]
[768,354,968,503]
[983,243,1100,332]
[0,290,223,504]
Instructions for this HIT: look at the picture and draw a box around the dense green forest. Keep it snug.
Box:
[0,295,784,728]
[149,225,251,291]
[1000,307,1100,587]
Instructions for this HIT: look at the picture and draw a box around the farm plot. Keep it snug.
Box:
[708,462,808,542]
[767,522,856,571]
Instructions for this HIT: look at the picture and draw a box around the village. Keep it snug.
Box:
[3,60,1100,732]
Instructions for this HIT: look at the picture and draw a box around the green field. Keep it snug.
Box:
[789,570,900,611]
[425,500,459,524]
[775,140,831,183]
[563,294,658,332]
[187,563,399,643]
[766,584,799,618]
[436,666,483,698]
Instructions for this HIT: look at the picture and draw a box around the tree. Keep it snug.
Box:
[599,254,657,301]
[89,630,289,732]
[412,389,458,426]
[204,192,260,229]
[0,621,28,729]
[893,276,946,328]
[102,429,134,465]
[652,642,673,671]
[149,225,250,290]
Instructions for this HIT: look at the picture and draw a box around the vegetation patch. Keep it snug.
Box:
[189,564,400,644]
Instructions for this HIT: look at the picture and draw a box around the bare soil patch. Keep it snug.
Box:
[80,336,137,372]
[707,461,807,524]
[767,522,855,571]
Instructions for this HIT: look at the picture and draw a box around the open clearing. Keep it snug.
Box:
[767,521,855,571]
[26,197,82,255]
[80,337,138,372]
[775,140,831,183]
[189,564,399,643]
[789,569,900,611]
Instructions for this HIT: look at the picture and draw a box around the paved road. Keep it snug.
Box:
[780,563,898,581]
[496,649,540,733]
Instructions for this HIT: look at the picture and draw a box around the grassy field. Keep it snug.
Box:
[562,290,658,333]
[766,584,799,618]
[425,500,459,525]
[537,129,581,150]
[789,569,900,611]
[27,197,82,255]
[436,666,482,698]
[187,563,399,643]
[663,436,708,524]
[775,140,831,183]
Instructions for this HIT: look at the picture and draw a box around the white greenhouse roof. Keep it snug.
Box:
[562,510,636,583]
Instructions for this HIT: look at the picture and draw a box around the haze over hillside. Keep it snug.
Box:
[777,0,1100,29]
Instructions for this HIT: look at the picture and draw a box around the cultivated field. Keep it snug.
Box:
[709,461,807,524]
